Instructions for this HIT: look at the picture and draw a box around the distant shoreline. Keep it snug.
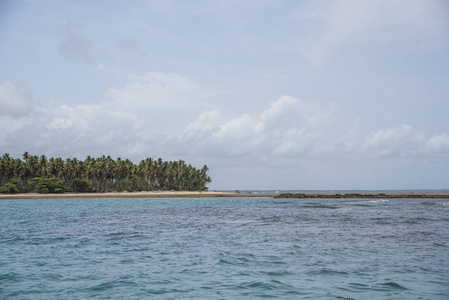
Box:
[1,191,449,200]
[274,192,449,199]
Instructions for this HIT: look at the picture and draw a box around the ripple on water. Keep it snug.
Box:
[307,268,350,276]
[1,197,448,299]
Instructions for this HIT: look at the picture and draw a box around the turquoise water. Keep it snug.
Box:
[1,197,448,299]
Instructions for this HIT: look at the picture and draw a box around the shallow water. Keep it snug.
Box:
[1,197,448,299]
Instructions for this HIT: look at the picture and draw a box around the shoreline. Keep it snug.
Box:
[1,191,449,200]
[0,191,237,200]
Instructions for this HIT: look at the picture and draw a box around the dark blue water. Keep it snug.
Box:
[1,197,448,299]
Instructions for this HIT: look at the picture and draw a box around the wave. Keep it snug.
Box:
[433,242,449,247]
[378,281,408,291]
[307,268,350,276]
[218,252,254,266]
[340,281,408,294]
[303,203,340,209]
[421,201,449,206]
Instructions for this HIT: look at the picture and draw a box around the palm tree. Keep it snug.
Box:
[1,153,212,193]
[38,155,47,178]
[22,152,29,164]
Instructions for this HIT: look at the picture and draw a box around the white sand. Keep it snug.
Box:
[0,190,233,199]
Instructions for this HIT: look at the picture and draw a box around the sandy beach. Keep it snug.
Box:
[0,191,239,200]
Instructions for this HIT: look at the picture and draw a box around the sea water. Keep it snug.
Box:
[1,197,448,299]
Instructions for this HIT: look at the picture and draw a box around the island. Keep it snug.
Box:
[0,152,211,195]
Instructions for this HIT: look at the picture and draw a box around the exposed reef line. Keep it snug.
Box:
[274,193,449,199]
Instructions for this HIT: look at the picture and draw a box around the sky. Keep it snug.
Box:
[1,0,448,190]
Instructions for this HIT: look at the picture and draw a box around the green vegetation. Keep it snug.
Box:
[0,152,211,194]
[31,177,67,194]
[0,178,20,194]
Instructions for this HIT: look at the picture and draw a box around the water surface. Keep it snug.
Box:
[1,197,448,299]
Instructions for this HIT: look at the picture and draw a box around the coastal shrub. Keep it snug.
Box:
[0,179,20,194]
[31,177,67,193]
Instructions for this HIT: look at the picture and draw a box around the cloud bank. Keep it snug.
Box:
[1,76,448,189]
[2,80,447,164]
[0,81,35,117]
[181,96,448,161]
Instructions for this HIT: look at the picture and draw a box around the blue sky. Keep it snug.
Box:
[1,0,448,190]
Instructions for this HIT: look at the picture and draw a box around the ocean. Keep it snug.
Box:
[1,196,448,299]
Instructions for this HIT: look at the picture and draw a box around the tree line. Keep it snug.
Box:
[0,152,211,194]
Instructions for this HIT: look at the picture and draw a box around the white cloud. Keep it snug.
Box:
[182,96,341,158]
[98,64,123,76]
[186,110,222,131]
[214,114,262,141]
[261,95,340,129]
[425,133,449,153]
[1,100,151,158]
[182,97,448,161]
[106,71,198,109]
[363,125,425,157]
[0,81,35,117]
[272,129,316,157]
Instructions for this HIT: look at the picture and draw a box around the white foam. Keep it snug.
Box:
[370,199,390,203]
